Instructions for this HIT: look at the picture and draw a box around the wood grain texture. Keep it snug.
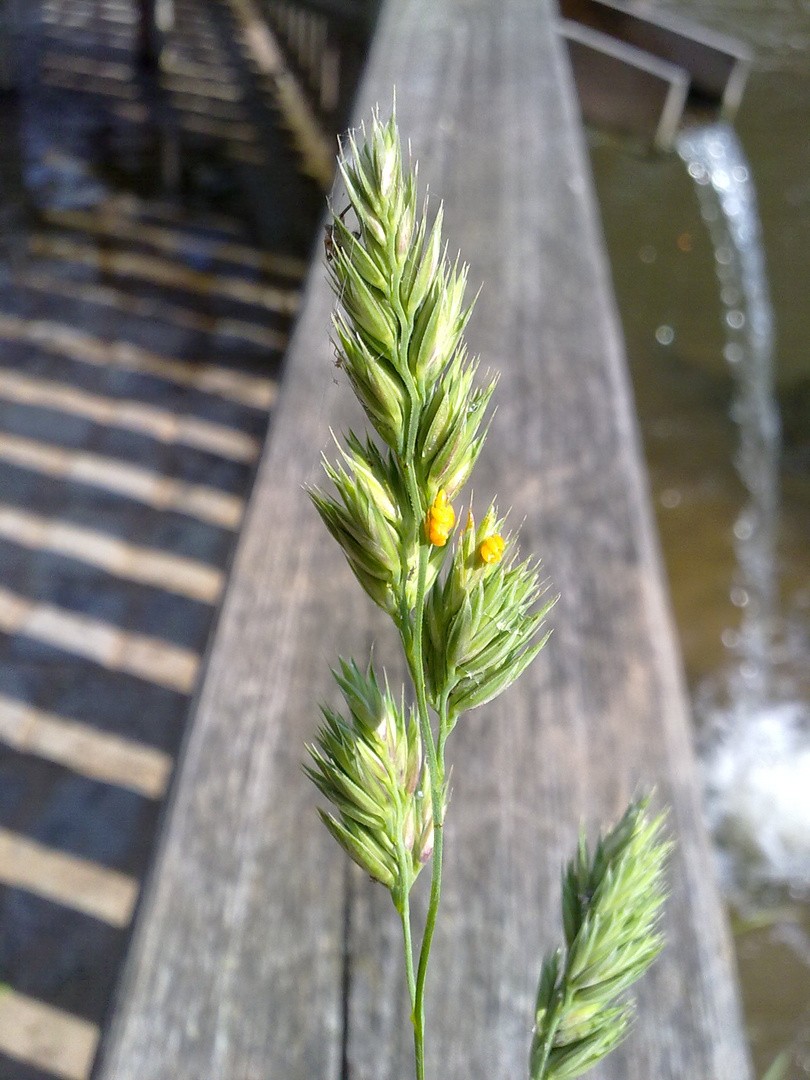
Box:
[97,0,753,1078]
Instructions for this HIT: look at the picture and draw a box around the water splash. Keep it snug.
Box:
[677,124,810,899]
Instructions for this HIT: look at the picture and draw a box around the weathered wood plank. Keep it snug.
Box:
[96,272,356,1078]
[97,0,753,1078]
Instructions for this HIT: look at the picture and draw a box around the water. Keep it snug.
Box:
[674,125,810,905]
[677,125,780,713]
[585,29,810,1068]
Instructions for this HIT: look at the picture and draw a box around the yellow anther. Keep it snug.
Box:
[479,533,505,564]
[426,490,455,547]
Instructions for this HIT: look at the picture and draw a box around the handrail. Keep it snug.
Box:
[256,0,379,130]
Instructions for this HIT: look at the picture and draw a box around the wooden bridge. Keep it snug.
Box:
[0,0,753,1077]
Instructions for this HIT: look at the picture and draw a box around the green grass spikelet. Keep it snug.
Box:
[530,798,671,1080]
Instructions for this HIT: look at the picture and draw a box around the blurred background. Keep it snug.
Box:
[0,1,372,1075]
[0,0,807,1077]
[583,0,810,1073]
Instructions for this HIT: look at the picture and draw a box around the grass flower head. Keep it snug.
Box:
[306,104,669,1080]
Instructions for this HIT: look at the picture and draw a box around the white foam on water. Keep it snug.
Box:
[702,701,810,896]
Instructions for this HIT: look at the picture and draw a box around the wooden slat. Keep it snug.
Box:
[0,827,138,927]
[0,432,245,529]
[41,67,141,99]
[0,369,261,462]
[0,989,99,1080]
[0,313,278,410]
[0,587,199,693]
[28,235,301,315]
[0,693,172,799]
[97,1,753,1078]
[87,192,248,239]
[0,504,224,602]
[160,52,237,85]
[38,208,306,278]
[12,267,290,351]
[42,0,134,28]
[161,70,244,101]
[41,50,134,80]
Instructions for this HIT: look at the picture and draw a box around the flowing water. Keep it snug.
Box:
[674,124,810,899]
[585,7,810,1072]
[676,124,780,716]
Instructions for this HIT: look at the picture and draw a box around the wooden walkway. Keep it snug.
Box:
[96,0,753,1078]
[0,2,341,1076]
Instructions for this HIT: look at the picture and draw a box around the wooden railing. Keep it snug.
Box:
[258,0,378,131]
[136,0,376,196]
